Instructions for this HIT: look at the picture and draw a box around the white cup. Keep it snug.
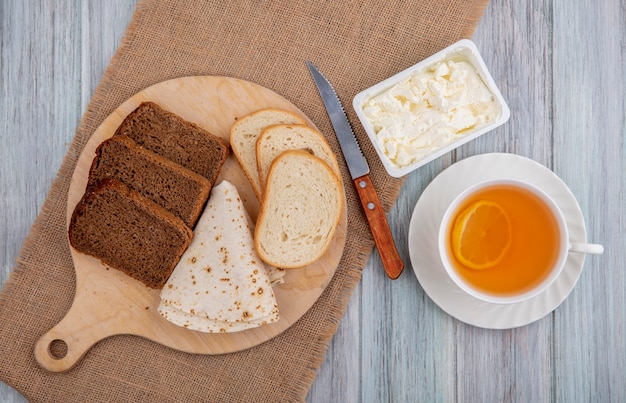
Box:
[438,179,603,304]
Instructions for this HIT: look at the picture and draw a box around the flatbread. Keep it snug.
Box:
[158,180,279,333]
[266,265,286,286]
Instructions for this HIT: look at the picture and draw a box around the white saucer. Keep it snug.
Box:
[408,153,588,329]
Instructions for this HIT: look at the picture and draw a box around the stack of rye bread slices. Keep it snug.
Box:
[68,102,229,289]
[69,103,343,294]
[230,109,344,269]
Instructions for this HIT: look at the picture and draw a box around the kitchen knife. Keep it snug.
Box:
[306,61,404,279]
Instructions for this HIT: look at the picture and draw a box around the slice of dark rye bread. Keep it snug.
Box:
[68,178,193,289]
[87,135,211,228]
[114,101,230,184]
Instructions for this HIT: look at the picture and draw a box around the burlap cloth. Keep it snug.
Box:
[0,1,488,401]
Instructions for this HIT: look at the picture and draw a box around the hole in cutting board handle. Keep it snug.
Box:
[48,339,68,359]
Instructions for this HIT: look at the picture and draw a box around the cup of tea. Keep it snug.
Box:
[438,178,603,304]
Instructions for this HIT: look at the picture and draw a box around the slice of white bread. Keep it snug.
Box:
[256,124,341,194]
[254,150,344,268]
[230,109,306,201]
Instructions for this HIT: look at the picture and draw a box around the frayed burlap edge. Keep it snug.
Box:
[1,1,152,294]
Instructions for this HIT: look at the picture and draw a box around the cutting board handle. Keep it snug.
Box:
[33,253,146,372]
[34,302,121,372]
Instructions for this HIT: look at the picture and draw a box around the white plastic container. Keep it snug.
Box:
[353,39,510,178]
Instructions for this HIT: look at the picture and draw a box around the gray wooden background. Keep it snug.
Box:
[1,1,624,401]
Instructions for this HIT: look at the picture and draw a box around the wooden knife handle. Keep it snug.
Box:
[353,175,404,279]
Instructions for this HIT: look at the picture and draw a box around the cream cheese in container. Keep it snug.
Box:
[353,39,510,177]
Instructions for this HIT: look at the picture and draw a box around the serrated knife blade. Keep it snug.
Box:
[306,62,370,180]
[306,61,404,279]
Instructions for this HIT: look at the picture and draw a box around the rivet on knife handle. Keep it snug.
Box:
[354,175,404,279]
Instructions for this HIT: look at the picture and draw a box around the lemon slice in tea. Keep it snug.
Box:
[451,200,512,270]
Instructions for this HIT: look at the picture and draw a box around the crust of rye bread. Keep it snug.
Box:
[87,135,211,228]
[114,101,230,184]
[68,178,193,289]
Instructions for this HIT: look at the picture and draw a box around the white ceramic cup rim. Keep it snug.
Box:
[438,178,581,305]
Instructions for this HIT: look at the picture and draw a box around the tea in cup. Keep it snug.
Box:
[438,179,603,304]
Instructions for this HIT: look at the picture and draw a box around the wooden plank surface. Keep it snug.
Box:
[1,0,624,401]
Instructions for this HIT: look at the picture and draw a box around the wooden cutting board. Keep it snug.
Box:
[34,76,347,372]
